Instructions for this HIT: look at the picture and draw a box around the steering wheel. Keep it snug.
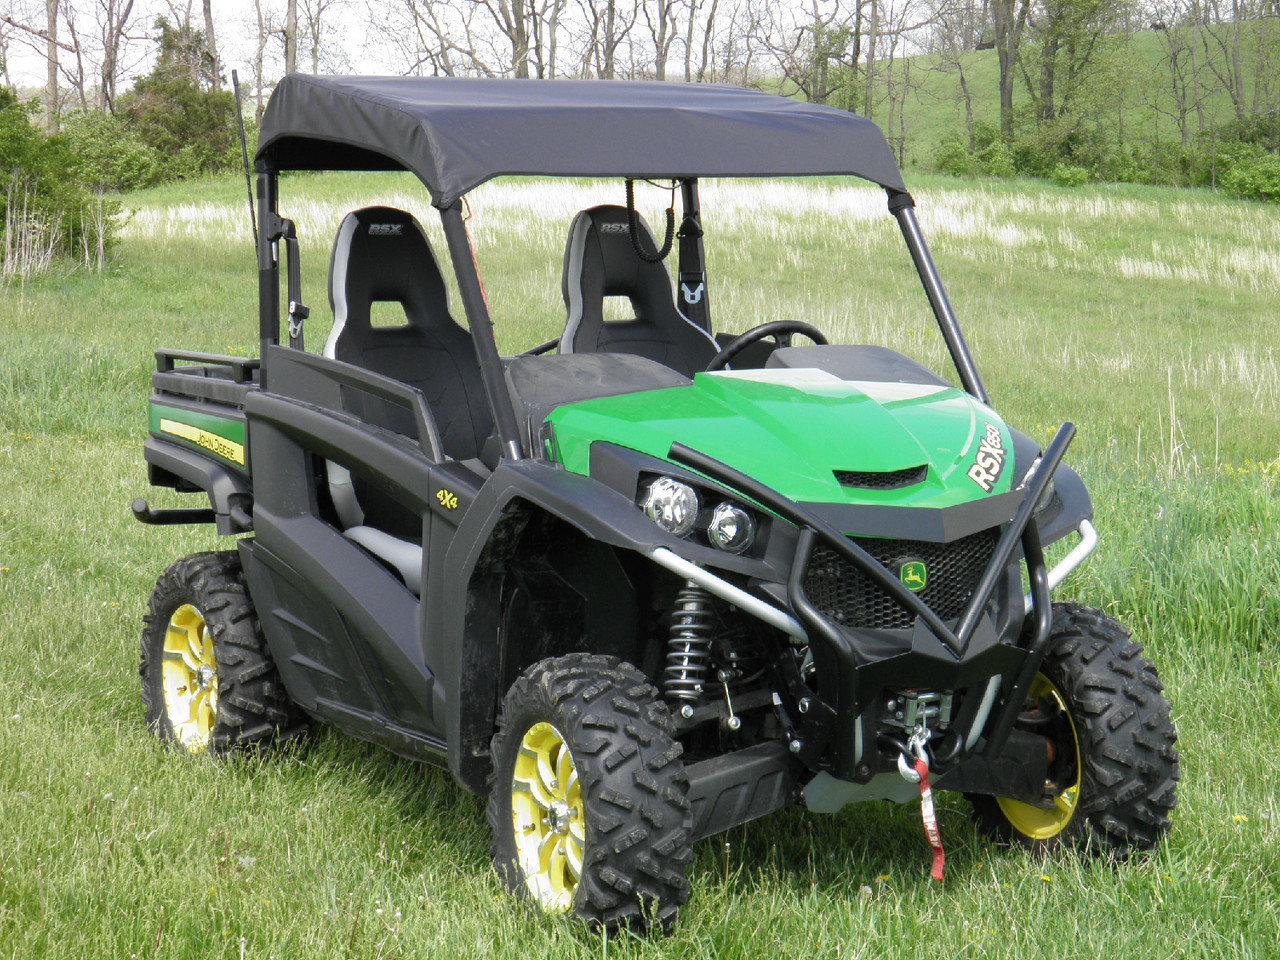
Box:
[705,321,829,372]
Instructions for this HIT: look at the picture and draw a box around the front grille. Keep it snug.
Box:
[834,465,928,490]
[802,527,1000,629]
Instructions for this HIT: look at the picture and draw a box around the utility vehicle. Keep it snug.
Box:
[134,75,1178,932]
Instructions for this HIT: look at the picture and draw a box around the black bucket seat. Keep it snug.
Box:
[322,206,492,593]
[559,204,718,378]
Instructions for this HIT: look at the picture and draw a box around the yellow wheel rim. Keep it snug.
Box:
[161,604,218,752]
[996,674,1081,840]
[510,722,584,911]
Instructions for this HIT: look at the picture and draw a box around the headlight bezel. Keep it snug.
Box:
[636,472,762,556]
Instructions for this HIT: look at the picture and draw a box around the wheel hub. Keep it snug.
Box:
[546,799,573,835]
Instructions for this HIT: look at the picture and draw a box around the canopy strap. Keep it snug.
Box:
[625,178,675,263]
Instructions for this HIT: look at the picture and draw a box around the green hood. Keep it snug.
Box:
[546,369,1015,507]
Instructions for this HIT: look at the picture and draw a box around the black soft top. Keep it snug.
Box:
[256,75,906,207]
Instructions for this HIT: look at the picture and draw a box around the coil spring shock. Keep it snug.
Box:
[663,581,714,702]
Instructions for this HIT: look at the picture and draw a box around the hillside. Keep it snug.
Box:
[869,20,1278,180]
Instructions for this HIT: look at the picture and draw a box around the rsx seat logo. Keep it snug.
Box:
[369,223,404,236]
[967,422,1006,492]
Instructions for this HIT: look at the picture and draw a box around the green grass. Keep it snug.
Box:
[2,170,1279,958]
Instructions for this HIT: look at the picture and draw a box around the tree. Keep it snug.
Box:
[754,0,858,107]
[1020,0,1123,123]
[990,0,1029,137]
[201,0,218,88]
[285,0,298,73]
[576,0,636,79]
[119,16,234,175]
[640,0,678,78]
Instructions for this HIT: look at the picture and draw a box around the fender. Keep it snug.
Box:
[432,459,679,791]
[143,437,253,535]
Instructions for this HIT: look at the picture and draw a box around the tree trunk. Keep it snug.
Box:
[44,0,57,132]
[286,0,298,75]
[1038,34,1058,121]
[992,0,1027,139]
[254,0,267,120]
[863,0,878,122]
[203,0,220,88]
[513,0,530,77]
[958,60,975,150]
[1228,0,1244,121]
[696,0,719,81]
[603,0,616,79]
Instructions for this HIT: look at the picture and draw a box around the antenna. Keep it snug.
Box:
[232,70,258,248]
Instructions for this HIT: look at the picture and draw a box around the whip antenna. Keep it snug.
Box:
[232,70,258,247]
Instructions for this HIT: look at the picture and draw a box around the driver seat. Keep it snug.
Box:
[321,206,491,595]
[559,205,718,378]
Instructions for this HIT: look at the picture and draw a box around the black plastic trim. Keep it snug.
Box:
[142,436,253,535]
[685,741,798,840]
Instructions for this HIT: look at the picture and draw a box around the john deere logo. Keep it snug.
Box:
[899,560,928,592]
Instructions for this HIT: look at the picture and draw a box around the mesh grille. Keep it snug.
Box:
[802,527,1000,629]
[833,465,928,490]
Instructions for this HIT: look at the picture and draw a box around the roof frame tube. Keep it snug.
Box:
[439,201,524,461]
[888,190,988,405]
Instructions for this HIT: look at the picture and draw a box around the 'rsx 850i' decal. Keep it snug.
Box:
[968,422,1005,492]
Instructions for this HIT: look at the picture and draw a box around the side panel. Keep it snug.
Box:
[240,388,463,752]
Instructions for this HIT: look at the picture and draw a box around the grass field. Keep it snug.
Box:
[2,170,1279,958]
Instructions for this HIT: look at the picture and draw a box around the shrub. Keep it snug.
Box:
[932,134,973,177]
[60,111,162,192]
[121,75,237,179]
[0,98,118,278]
[1218,149,1280,203]
[1049,163,1090,187]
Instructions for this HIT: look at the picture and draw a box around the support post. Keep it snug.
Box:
[889,191,988,404]
[439,202,524,461]
[256,164,280,386]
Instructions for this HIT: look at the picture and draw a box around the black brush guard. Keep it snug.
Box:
[669,422,1074,780]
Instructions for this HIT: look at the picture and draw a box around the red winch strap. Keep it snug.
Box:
[914,758,945,882]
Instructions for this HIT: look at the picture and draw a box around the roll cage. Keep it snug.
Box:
[252,75,988,466]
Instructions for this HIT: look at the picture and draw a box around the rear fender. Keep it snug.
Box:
[144,436,253,535]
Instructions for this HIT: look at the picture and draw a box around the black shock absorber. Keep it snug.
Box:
[663,581,714,702]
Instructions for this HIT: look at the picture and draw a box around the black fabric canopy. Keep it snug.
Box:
[256,75,906,207]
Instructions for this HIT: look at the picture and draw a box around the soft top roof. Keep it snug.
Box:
[256,75,906,207]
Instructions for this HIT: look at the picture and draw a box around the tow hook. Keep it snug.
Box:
[897,726,932,783]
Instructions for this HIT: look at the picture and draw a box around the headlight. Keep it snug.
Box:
[640,477,700,537]
[1019,457,1057,512]
[707,502,755,554]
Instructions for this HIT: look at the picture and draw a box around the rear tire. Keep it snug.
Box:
[140,551,309,756]
[970,603,1179,856]
[487,654,692,934]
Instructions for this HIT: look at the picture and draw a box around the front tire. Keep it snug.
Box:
[970,603,1179,856]
[487,654,692,933]
[139,551,309,756]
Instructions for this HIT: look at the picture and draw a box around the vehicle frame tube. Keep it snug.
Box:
[888,190,988,404]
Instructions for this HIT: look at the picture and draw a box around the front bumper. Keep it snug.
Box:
[662,424,1085,780]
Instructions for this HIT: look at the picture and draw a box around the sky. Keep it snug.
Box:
[3,0,378,92]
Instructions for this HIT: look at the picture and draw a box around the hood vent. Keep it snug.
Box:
[834,465,927,490]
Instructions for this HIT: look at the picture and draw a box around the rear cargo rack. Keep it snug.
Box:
[153,350,261,406]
